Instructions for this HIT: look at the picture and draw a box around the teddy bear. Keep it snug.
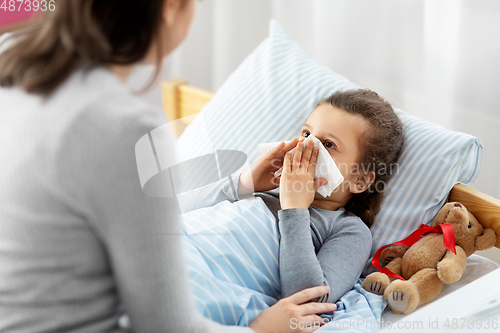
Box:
[362,202,497,314]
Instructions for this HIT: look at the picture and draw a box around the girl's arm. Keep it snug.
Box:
[277,139,371,302]
[176,171,247,214]
[278,209,372,303]
[177,137,304,214]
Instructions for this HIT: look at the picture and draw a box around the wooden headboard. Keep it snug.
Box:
[162,79,500,249]
[162,79,214,137]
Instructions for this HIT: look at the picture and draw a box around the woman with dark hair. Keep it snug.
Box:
[0,1,334,332]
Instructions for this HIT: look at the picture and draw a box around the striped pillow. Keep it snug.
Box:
[176,19,482,275]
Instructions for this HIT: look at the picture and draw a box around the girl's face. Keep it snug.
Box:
[299,103,375,207]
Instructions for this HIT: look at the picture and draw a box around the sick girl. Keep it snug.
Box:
[179,89,404,306]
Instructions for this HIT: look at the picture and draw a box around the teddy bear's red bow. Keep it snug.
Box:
[372,224,456,281]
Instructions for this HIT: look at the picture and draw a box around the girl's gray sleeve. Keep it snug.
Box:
[278,209,372,303]
[176,171,251,213]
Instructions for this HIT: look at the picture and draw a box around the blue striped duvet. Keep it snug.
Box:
[180,196,387,331]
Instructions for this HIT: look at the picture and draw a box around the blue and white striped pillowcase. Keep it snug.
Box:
[176,19,482,266]
[368,110,482,258]
[177,22,359,164]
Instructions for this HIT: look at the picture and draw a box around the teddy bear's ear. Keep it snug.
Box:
[431,202,455,226]
[475,228,497,251]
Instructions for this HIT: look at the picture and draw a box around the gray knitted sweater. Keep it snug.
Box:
[0,63,253,333]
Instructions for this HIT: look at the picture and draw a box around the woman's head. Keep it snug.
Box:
[0,0,195,95]
[301,89,404,227]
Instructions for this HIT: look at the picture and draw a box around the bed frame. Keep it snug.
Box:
[161,79,500,249]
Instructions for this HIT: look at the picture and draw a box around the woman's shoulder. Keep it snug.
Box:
[45,65,170,192]
[62,64,164,127]
[41,64,167,156]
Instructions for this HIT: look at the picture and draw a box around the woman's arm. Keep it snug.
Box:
[278,210,372,303]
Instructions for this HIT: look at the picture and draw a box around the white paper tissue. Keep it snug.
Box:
[256,135,344,197]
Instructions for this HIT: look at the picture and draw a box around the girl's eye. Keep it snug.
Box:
[324,141,336,149]
[302,131,310,138]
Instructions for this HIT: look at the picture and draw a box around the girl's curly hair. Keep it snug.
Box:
[315,89,404,228]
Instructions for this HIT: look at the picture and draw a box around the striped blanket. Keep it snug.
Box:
[180,196,387,331]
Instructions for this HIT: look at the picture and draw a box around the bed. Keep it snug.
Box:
[161,77,500,329]
[157,19,500,332]
[161,81,500,248]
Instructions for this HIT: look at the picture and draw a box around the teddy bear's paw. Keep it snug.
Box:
[387,291,408,312]
[384,280,419,314]
[362,273,390,295]
[437,261,463,284]
[381,246,407,266]
[383,253,399,266]
[364,281,386,295]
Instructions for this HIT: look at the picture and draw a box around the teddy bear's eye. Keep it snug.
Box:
[468,223,472,229]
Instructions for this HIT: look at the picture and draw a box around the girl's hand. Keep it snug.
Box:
[238,137,305,197]
[249,286,335,333]
[279,140,327,210]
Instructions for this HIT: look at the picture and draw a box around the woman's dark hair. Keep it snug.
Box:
[316,89,404,228]
[0,0,183,96]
